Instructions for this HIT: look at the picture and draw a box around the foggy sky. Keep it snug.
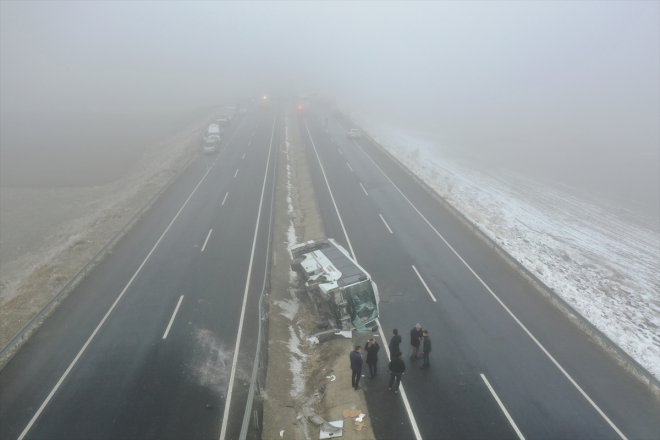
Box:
[1,1,659,220]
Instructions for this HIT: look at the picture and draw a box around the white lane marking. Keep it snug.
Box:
[359,182,369,196]
[375,319,422,440]
[351,139,629,440]
[412,265,437,302]
[346,161,354,172]
[17,159,217,440]
[221,192,229,206]
[379,213,394,234]
[304,119,422,440]
[201,228,213,253]
[303,120,356,258]
[481,374,525,440]
[234,168,239,178]
[242,152,246,160]
[248,140,252,147]
[162,295,184,339]
[338,148,344,156]
[219,115,277,440]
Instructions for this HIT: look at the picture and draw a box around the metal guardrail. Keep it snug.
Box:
[239,113,279,439]
[239,289,269,440]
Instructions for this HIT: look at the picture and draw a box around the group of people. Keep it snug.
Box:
[349,324,432,395]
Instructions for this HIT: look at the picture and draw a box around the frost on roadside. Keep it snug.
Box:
[283,111,308,400]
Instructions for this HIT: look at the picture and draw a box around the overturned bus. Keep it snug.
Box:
[290,239,379,331]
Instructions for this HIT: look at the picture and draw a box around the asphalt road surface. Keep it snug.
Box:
[0,105,279,440]
[2,100,658,440]
[299,104,659,440]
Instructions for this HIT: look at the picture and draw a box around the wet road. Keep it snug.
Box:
[299,104,659,440]
[0,106,279,440]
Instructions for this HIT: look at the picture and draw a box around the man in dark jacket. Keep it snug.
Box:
[421,330,432,368]
[388,352,406,394]
[365,338,380,378]
[409,323,422,359]
[389,328,402,355]
[350,346,363,390]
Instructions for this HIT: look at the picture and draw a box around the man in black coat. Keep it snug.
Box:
[409,323,422,359]
[389,328,402,355]
[388,351,406,394]
[350,346,363,390]
[365,338,380,378]
[421,330,432,368]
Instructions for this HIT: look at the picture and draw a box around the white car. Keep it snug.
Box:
[207,123,221,136]
[203,144,218,154]
[347,128,362,139]
[202,135,221,154]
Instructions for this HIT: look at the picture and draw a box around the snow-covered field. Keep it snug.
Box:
[353,116,660,381]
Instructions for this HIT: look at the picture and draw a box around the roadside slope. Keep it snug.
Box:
[0,111,214,364]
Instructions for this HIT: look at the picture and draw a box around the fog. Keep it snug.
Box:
[1,1,658,221]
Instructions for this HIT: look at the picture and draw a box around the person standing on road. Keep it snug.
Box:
[421,330,432,368]
[409,324,422,359]
[365,338,380,378]
[350,345,364,390]
[389,328,402,355]
[388,351,406,394]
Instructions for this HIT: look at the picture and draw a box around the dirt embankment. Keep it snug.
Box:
[262,110,375,439]
[0,111,214,363]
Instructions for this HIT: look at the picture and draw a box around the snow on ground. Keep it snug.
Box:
[354,115,660,380]
[190,328,231,395]
[283,112,307,398]
[287,324,307,398]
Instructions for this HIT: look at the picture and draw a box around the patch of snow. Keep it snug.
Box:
[275,297,299,321]
[354,115,660,380]
[283,112,308,399]
[284,114,299,247]
[190,328,231,394]
[288,325,307,398]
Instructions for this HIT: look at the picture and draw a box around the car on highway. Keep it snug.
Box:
[215,115,230,126]
[207,123,221,136]
[202,134,221,154]
[347,128,362,138]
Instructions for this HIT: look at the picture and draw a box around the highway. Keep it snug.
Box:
[1,100,658,440]
[299,104,660,440]
[0,106,279,440]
